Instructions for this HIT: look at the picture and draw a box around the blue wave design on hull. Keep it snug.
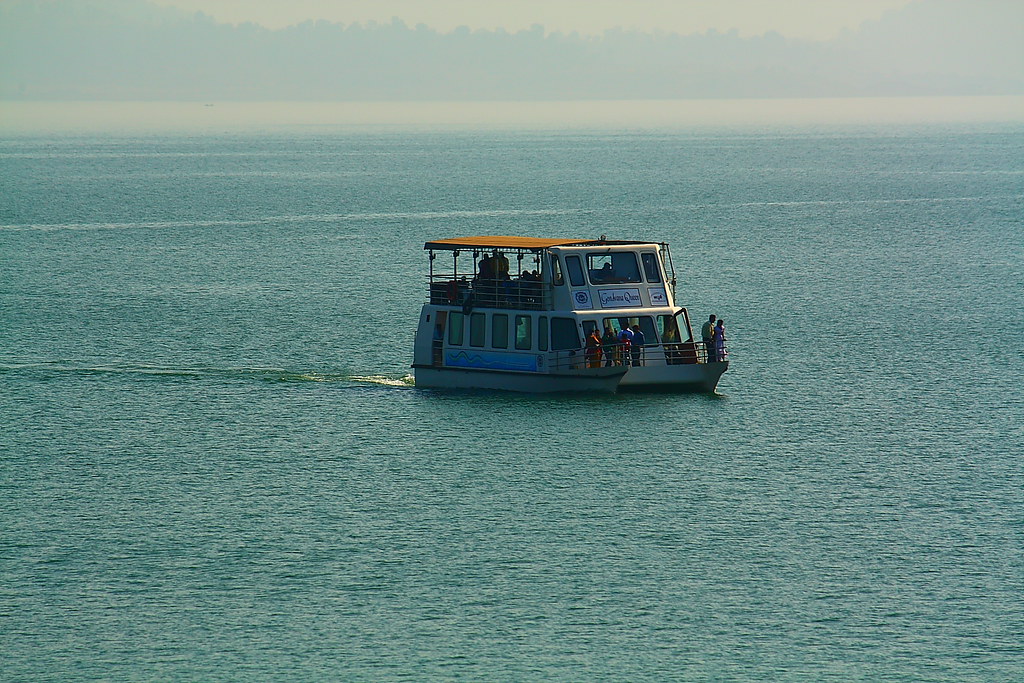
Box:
[445,350,538,372]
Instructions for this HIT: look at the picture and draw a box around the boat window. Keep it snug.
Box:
[588,252,641,284]
[492,314,508,349]
[602,317,629,336]
[538,316,548,351]
[448,312,464,346]
[470,313,485,347]
[601,316,655,342]
[582,320,599,338]
[550,317,580,351]
[515,315,532,350]
[677,307,695,342]
[636,316,657,344]
[565,255,586,287]
[641,253,662,283]
[550,256,564,286]
[657,314,680,344]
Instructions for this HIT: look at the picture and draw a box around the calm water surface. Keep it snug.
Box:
[1,123,1023,681]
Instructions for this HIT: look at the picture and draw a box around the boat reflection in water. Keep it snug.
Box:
[412,236,728,393]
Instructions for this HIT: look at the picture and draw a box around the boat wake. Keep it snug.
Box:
[0,362,415,387]
[0,208,591,232]
[349,374,416,388]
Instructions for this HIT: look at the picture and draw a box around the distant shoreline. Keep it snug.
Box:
[2,96,1023,134]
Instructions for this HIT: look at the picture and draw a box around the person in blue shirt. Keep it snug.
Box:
[630,324,645,366]
[617,324,633,366]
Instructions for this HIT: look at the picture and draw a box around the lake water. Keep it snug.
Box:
[2,113,1023,680]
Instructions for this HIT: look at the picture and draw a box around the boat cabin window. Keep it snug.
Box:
[603,316,657,343]
[641,253,662,283]
[582,320,599,338]
[538,316,548,351]
[551,317,580,351]
[565,255,586,287]
[588,252,641,284]
[657,314,680,344]
[515,315,532,350]
[636,316,657,344]
[550,256,564,286]
[492,314,508,348]
[677,308,694,342]
[470,312,486,347]
[448,311,464,345]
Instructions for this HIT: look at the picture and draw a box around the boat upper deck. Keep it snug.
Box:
[423,235,677,312]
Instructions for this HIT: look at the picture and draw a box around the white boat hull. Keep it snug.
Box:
[412,237,732,396]
[617,360,728,393]
[413,365,626,393]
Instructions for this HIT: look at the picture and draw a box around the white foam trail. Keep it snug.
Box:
[0,207,591,232]
[349,374,415,388]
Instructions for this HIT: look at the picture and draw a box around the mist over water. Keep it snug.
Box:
[1,116,1022,680]
[2,97,1024,135]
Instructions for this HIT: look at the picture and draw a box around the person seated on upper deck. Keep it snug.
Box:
[512,270,534,303]
[591,262,615,284]
[520,270,542,303]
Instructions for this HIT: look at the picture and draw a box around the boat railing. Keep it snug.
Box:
[434,341,728,374]
[573,340,728,367]
[428,276,549,311]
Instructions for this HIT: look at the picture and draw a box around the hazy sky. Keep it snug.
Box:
[147,0,915,39]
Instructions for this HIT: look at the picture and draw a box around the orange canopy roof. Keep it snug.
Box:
[424,236,602,251]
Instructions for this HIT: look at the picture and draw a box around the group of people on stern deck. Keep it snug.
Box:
[585,324,648,368]
[701,314,728,363]
[579,315,726,368]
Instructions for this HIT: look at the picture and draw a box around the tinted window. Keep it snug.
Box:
[636,316,657,344]
[515,315,532,350]
[448,312,464,345]
[641,253,662,283]
[602,317,629,335]
[551,317,581,351]
[565,255,586,287]
[588,252,641,284]
[492,314,508,348]
[551,256,564,286]
[470,313,485,347]
[658,314,680,344]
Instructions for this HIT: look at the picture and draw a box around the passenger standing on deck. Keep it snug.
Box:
[617,325,633,366]
[714,319,727,362]
[662,318,680,364]
[701,314,717,362]
[602,326,617,367]
[476,253,495,304]
[478,253,494,280]
[630,324,645,366]
[493,251,510,280]
[585,329,603,368]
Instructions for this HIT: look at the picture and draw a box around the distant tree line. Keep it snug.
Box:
[1,0,1021,100]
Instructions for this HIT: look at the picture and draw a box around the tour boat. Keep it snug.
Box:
[411,236,728,393]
